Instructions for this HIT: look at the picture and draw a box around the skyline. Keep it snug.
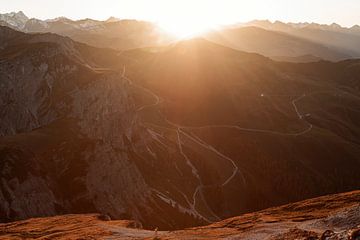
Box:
[2,0,360,28]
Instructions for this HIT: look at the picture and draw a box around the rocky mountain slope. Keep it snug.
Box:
[0,11,28,29]
[0,190,359,239]
[0,26,360,230]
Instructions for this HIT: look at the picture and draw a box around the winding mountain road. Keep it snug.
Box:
[121,66,315,223]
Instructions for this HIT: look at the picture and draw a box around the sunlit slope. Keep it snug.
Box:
[0,190,359,239]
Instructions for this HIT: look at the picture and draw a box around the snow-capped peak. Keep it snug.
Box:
[0,11,29,29]
[25,18,49,29]
[45,16,72,23]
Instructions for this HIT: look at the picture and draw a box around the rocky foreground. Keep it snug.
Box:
[0,190,359,240]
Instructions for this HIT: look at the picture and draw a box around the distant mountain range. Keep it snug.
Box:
[0,11,173,50]
[205,26,350,62]
[241,20,360,57]
[205,20,360,61]
[242,19,360,35]
[1,12,360,61]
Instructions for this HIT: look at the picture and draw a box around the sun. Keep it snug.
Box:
[153,0,224,39]
[158,19,214,39]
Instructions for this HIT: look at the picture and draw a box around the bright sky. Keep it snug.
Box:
[2,0,360,37]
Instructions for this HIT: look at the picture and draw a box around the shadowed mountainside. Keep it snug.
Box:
[0,27,360,230]
[205,26,350,61]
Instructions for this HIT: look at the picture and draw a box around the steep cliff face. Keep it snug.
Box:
[0,71,157,227]
[0,46,67,136]
[0,28,146,225]
[0,27,204,230]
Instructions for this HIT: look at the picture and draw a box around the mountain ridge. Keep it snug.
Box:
[2,11,360,61]
[242,20,360,56]
[205,26,350,61]
[0,190,359,239]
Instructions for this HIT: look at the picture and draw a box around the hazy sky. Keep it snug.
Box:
[2,0,360,27]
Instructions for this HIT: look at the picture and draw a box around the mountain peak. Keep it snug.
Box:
[330,22,342,29]
[0,11,29,29]
[45,16,72,22]
[106,16,120,23]
[351,24,360,30]
[15,11,27,18]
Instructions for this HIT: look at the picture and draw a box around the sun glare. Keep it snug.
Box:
[159,20,214,39]
[152,0,228,39]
